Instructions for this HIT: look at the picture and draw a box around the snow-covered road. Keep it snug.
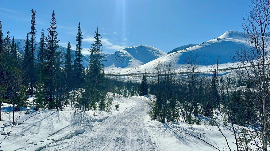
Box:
[0,96,238,151]
[43,97,157,151]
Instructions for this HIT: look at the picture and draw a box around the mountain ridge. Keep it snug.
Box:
[104,45,166,68]
[105,31,253,74]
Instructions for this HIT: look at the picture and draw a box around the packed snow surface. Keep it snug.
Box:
[0,96,240,151]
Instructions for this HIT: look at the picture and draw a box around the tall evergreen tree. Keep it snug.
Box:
[0,21,4,121]
[82,27,105,110]
[23,33,31,91]
[2,32,25,124]
[4,31,11,52]
[9,36,24,124]
[35,30,46,110]
[29,9,36,95]
[0,31,11,121]
[10,37,17,60]
[37,29,46,79]
[54,50,64,110]
[140,74,148,96]
[211,69,220,108]
[73,22,84,89]
[22,9,37,95]
[43,10,59,109]
[0,21,3,53]
[64,42,73,94]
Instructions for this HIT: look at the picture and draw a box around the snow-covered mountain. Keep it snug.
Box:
[14,40,166,69]
[106,31,252,74]
[104,45,166,68]
[176,32,249,65]
[14,31,251,73]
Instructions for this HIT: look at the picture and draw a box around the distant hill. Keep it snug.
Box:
[104,45,166,68]
[112,31,252,74]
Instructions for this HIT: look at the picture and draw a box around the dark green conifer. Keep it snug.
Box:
[43,10,59,109]
[140,74,148,96]
[64,42,73,93]
[73,22,84,89]
[83,27,105,111]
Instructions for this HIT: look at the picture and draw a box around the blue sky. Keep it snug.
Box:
[0,0,250,54]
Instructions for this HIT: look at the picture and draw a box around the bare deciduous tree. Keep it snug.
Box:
[242,0,270,150]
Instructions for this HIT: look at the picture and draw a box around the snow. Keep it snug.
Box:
[218,31,247,40]
[104,31,253,77]
[168,44,198,54]
[15,31,252,75]
[0,96,249,151]
[145,117,237,151]
[104,45,166,68]
[0,95,137,150]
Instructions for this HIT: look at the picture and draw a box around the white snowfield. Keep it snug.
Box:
[104,45,166,68]
[0,96,238,151]
[105,31,253,75]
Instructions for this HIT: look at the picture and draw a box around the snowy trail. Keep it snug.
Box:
[42,97,157,151]
[0,96,237,151]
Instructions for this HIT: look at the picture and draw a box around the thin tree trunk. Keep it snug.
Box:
[12,102,15,124]
[261,24,267,151]
[0,101,2,121]
[262,95,267,151]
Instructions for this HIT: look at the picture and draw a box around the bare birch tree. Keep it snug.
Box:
[242,0,270,150]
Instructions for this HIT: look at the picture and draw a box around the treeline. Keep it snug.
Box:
[148,0,270,150]
[146,62,269,150]
[148,65,255,124]
[149,64,219,123]
[0,9,120,123]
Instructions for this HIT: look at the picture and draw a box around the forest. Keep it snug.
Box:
[0,0,270,151]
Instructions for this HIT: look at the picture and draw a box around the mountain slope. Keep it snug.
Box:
[177,39,250,65]
[167,44,197,54]
[114,31,252,74]
[104,45,166,68]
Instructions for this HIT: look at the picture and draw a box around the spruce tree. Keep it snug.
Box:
[0,30,13,122]
[3,33,25,124]
[37,29,46,80]
[0,21,4,121]
[43,10,59,109]
[22,9,37,95]
[64,42,73,95]
[23,33,31,90]
[35,29,46,110]
[83,27,105,110]
[0,21,3,53]
[9,37,23,124]
[140,74,148,96]
[73,22,84,89]
[54,50,64,110]
[211,69,220,108]
[10,37,17,60]
[4,31,11,52]
[29,9,36,95]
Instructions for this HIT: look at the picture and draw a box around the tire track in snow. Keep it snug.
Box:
[164,123,220,151]
[43,97,157,151]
